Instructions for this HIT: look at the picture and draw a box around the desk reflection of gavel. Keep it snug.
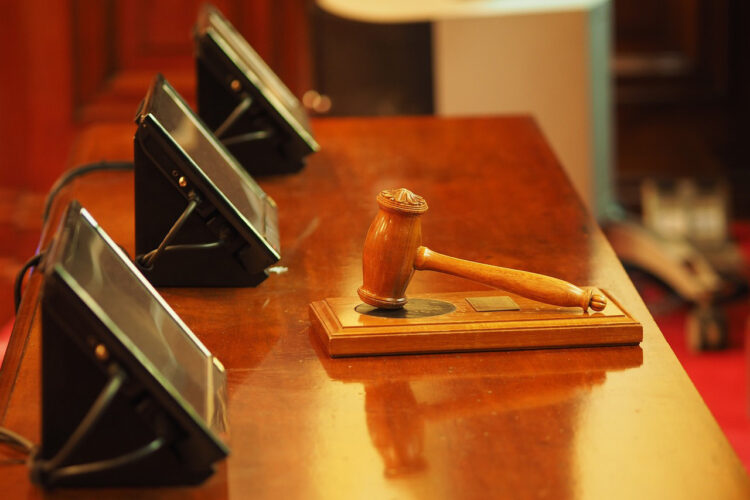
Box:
[365,373,605,478]
[358,188,606,311]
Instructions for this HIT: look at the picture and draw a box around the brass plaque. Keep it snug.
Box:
[466,296,520,312]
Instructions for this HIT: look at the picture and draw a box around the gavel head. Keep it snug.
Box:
[358,188,428,309]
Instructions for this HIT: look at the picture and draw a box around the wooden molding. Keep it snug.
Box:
[310,289,642,357]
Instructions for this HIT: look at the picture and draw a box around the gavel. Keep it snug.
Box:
[357,188,606,311]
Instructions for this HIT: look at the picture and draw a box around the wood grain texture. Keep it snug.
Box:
[1,117,748,498]
[0,0,74,191]
[358,188,427,308]
[310,289,641,357]
[358,187,606,311]
[415,247,607,311]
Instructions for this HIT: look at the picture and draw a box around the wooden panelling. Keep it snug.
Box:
[0,2,31,188]
[0,0,74,191]
[614,0,729,103]
[611,0,750,216]
[73,0,313,122]
[115,0,221,70]
[0,0,313,191]
[71,0,115,115]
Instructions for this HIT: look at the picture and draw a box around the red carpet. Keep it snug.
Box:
[633,222,750,472]
[650,301,750,471]
[0,318,12,369]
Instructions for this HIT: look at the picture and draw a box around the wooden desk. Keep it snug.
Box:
[1,117,748,498]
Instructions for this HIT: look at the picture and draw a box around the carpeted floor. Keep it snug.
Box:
[629,222,750,472]
[650,301,750,471]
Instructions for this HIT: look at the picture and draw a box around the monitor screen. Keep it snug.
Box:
[45,201,227,437]
[136,75,280,257]
[196,4,319,153]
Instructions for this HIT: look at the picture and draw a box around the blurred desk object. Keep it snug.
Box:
[314,0,614,217]
[1,117,748,497]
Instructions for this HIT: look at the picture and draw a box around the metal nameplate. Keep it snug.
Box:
[465,296,520,312]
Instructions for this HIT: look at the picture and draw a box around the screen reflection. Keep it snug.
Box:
[57,208,223,432]
[146,78,280,253]
[204,5,315,139]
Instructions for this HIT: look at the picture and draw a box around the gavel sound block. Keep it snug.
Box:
[309,188,642,357]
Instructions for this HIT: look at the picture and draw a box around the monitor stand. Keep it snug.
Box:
[133,137,268,287]
[32,301,215,488]
[196,57,306,175]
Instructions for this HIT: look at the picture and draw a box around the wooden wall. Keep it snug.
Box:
[0,1,73,191]
[3,0,746,213]
[0,0,312,192]
[612,0,750,215]
[615,0,729,104]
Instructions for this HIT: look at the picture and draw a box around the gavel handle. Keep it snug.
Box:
[414,246,606,311]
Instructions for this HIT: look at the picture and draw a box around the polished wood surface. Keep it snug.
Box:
[1,117,749,498]
[310,289,641,357]
[359,188,606,311]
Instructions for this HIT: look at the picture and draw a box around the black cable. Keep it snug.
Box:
[49,437,165,482]
[1,370,130,475]
[18,161,132,312]
[0,426,36,455]
[28,366,171,485]
[14,253,43,313]
[32,367,126,477]
[43,161,134,222]
[221,129,272,146]
[140,241,222,262]
[214,95,253,139]
[137,195,200,269]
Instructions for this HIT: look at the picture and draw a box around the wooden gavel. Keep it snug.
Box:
[357,188,607,311]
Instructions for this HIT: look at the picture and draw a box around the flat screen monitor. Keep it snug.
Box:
[134,73,280,286]
[194,4,319,174]
[37,201,228,487]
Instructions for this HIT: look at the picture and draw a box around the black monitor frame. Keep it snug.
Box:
[194,3,319,175]
[33,201,228,488]
[134,74,280,287]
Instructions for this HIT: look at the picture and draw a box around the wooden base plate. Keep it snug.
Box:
[309,289,642,357]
